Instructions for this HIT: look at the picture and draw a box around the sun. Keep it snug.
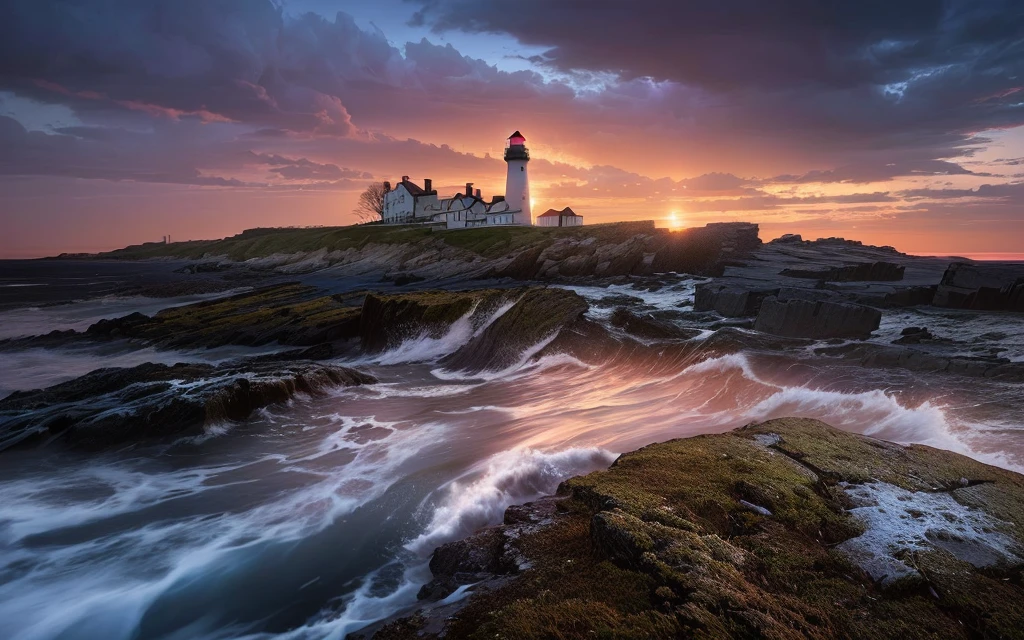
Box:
[667,211,686,230]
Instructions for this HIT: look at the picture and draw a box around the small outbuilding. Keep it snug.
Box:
[536,207,583,227]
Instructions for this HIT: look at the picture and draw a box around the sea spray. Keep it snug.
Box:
[407,446,616,557]
[374,296,519,366]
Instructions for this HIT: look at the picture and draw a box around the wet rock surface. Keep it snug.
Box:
[377,419,1024,639]
[0,360,375,452]
[934,262,1024,311]
[779,261,905,282]
[754,296,882,339]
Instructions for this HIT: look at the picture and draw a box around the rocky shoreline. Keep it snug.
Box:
[2,222,1023,638]
[369,419,1024,639]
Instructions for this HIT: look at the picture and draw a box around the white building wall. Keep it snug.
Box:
[383,185,415,222]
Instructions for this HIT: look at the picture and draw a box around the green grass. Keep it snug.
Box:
[93,225,434,261]
[88,221,659,262]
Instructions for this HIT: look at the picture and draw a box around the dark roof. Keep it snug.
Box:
[538,207,580,218]
[508,130,525,140]
[399,179,425,195]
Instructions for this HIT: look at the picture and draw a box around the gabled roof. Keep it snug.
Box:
[508,130,525,140]
[538,207,581,218]
[398,179,425,195]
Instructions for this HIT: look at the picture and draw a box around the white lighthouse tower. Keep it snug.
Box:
[504,130,532,225]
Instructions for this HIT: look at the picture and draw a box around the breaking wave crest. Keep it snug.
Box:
[374,297,519,366]
[679,352,1018,470]
[407,447,616,556]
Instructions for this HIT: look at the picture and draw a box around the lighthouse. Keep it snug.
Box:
[504,130,532,225]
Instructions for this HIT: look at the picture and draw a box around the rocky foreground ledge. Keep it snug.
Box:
[370,419,1024,639]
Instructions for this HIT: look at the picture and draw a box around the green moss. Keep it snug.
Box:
[97,283,363,348]
[90,225,435,261]
[407,419,1024,640]
[84,220,666,267]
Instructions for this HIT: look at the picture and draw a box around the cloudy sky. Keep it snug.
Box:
[2,0,1023,257]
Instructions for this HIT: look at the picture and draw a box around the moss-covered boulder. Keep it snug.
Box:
[383,418,1024,639]
[359,289,513,352]
[441,287,590,372]
[87,283,362,348]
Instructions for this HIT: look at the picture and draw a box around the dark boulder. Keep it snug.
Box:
[771,233,803,244]
[359,290,507,352]
[694,283,778,317]
[610,307,701,341]
[893,326,934,345]
[780,261,905,282]
[0,361,375,452]
[441,288,589,372]
[651,222,761,274]
[933,262,1024,311]
[754,296,881,339]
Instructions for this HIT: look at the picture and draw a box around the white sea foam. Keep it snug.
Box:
[837,481,1023,585]
[406,446,616,557]
[0,417,449,640]
[0,343,286,397]
[373,297,519,366]
[678,351,1023,471]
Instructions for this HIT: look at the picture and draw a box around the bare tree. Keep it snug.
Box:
[354,182,388,223]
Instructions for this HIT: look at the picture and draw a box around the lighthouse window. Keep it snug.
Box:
[520,167,524,171]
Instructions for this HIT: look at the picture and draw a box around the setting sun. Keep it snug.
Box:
[667,211,686,230]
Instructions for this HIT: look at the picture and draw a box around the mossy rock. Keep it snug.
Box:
[441,287,589,372]
[359,289,515,352]
[384,418,1024,639]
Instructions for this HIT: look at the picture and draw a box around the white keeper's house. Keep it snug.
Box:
[536,207,584,227]
[382,131,583,230]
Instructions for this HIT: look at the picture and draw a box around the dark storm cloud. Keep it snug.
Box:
[770,160,988,184]
[247,152,373,181]
[411,0,1024,151]
[899,182,1024,200]
[0,0,370,136]
[0,116,254,186]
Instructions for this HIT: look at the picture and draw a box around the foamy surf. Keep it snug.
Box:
[407,446,616,556]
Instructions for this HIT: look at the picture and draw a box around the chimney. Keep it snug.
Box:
[383,180,391,192]
[401,175,409,182]
[424,178,432,193]
[466,182,474,198]
[475,188,482,199]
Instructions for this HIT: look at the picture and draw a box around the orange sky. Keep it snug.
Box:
[2,1,1023,258]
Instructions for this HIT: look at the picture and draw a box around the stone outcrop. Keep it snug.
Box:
[0,360,375,452]
[933,262,1024,311]
[609,307,702,341]
[378,419,1024,639]
[441,288,590,372]
[85,283,363,349]
[694,283,778,317]
[754,296,881,339]
[815,342,1024,382]
[88,221,764,283]
[359,289,511,353]
[779,261,905,282]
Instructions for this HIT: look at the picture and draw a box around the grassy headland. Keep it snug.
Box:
[83,221,660,262]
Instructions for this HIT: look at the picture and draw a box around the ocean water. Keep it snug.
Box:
[0,262,1021,639]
